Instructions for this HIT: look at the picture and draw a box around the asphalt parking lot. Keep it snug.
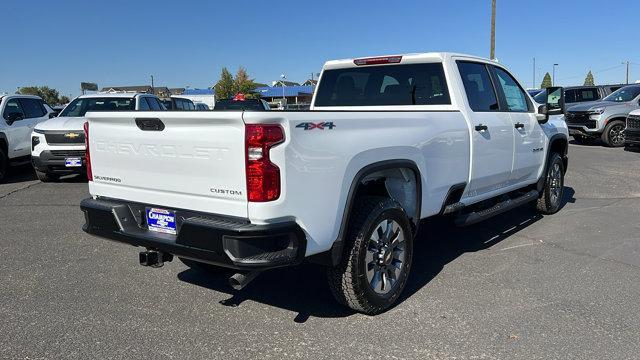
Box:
[1,143,639,360]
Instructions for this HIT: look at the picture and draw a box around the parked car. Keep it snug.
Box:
[31,92,164,182]
[50,105,66,117]
[161,96,195,110]
[533,85,621,107]
[194,102,210,110]
[565,84,640,147]
[80,52,568,314]
[0,94,54,181]
[624,110,640,149]
[214,98,270,110]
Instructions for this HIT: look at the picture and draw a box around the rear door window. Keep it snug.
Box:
[20,98,47,118]
[575,88,600,102]
[314,63,450,106]
[456,62,499,112]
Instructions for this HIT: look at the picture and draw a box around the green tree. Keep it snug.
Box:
[583,70,595,86]
[59,95,71,104]
[232,67,258,98]
[18,86,64,105]
[214,67,234,100]
[540,72,552,89]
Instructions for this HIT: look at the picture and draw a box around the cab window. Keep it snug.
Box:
[493,67,531,112]
[3,99,26,121]
[19,98,47,118]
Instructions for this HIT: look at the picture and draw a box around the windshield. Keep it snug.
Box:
[533,89,547,104]
[602,86,640,102]
[60,97,135,117]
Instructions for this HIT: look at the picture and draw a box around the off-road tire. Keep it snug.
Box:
[179,257,227,274]
[0,148,7,182]
[327,196,413,315]
[602,120,625,147]
[536,152,565,214]
[35,170,59,182]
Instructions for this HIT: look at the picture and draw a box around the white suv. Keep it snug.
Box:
[31,92,165,182]
[0,94,53,181]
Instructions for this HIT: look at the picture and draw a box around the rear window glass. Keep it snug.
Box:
[314,63,450,107]
[214,99,267,110]
[60,97,135,117]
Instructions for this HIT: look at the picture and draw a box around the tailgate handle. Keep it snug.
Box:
[135,118,165,131]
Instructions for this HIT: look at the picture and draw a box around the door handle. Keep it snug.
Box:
[475,124,488,132]
[514,122,525,129]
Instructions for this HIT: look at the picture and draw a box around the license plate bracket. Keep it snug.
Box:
[146,207,177,235]
[65,157,82,167]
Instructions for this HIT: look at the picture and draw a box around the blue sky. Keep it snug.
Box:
[1,0,639,97]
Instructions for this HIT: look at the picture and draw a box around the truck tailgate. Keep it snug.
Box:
[86,111,248,218]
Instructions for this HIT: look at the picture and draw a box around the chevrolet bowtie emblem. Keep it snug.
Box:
[64,132,80,139]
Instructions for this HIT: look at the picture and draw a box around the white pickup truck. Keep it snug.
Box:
[81,53,569,314]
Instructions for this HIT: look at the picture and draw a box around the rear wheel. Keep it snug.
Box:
[35,170,59,182]
[536,152,565,214]
[602,120,625,147]
[327,196,414,314]
[0,148,7,182]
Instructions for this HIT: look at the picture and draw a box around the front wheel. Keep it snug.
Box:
[327,196,414,314]
[602,120,625,147]
[536,152,565,214]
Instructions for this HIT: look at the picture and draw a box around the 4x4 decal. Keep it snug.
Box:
[296,122,336,130]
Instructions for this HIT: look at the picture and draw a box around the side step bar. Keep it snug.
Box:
[454,190,539,227]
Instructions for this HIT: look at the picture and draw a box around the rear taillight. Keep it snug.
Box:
[84,121,93,181]
[245,124,284,202]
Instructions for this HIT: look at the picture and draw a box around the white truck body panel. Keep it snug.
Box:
[84,52,568,257]
[87,111,248,218]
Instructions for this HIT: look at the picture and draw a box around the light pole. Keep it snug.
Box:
[490,0,496,60]
[280,74,286,109]
[623,61,630,84]
[150,75,155,92]
[552,64,558,86]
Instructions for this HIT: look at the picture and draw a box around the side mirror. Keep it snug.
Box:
[4,112,24,125]
[536,86,564,124]
[536,104,549,123]
[545,86,565,115]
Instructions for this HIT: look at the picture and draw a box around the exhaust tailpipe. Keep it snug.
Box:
[229,271,261,290]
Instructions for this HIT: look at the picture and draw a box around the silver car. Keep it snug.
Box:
[565,84,640,147]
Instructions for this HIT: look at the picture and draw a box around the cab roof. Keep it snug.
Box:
[322,52,498,70]
[77,92,154,99]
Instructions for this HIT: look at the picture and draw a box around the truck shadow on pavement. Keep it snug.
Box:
[2,164,37,184]
[177,187,576,323]
[3,164,87,184]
